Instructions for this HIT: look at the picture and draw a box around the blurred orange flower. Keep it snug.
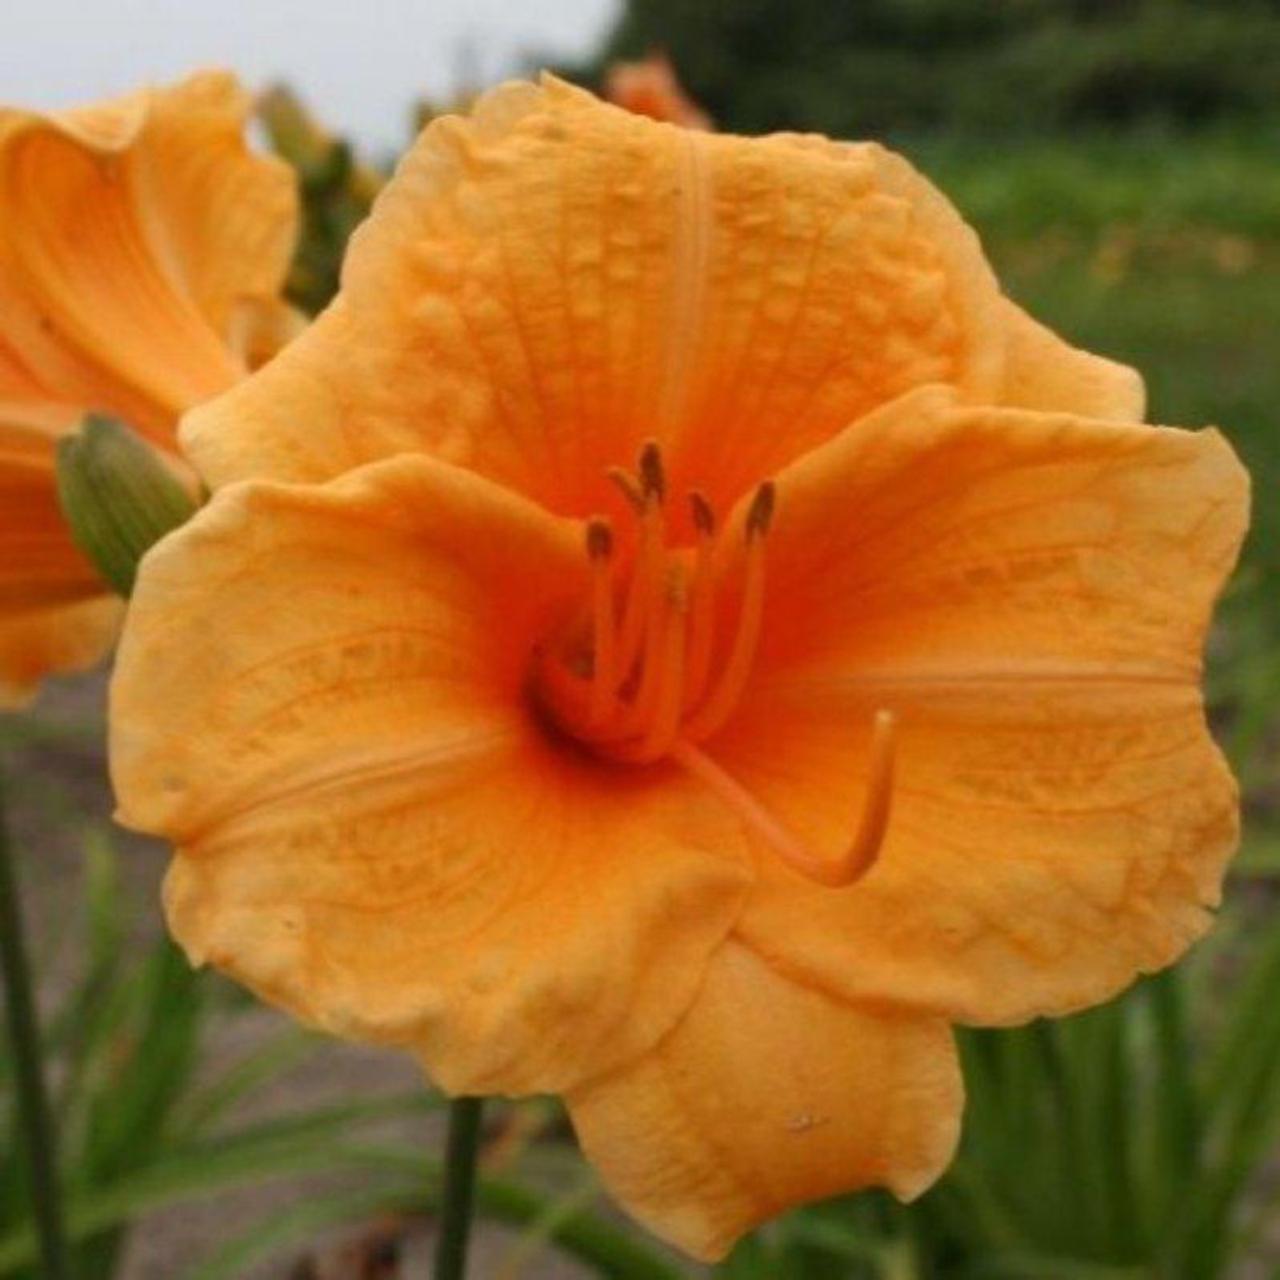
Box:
[0,70,298,705]
[604,51,712,129]
[110,79,1247,1260]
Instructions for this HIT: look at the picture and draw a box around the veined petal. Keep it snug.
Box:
[0,336,77,429]
[129,72,298,337]
[110,454,749,1095]
[702,386,1247,1024]
[183,77,1008,518]
[0,71,297,441]
[0,419,115,695]
[0,422,102,608]
[567,941,961,1261]
[764,141,1143,420]
[0,416,119,702]
[999,298,1146,421]
[0,596,121,709]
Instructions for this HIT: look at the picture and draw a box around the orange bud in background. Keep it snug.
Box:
[604,51,713,129]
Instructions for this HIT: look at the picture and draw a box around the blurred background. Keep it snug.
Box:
[4,1,1280,1277]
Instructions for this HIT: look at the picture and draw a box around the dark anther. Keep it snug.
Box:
[689,490,716,536]
[746,480,776,539]
[586,517,614,559]
[638,439,666,503]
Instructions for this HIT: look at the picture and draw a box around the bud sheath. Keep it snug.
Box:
[55,416,198,598]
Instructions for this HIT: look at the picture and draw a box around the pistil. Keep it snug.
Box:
[672,711,897,888]
[681,482,771,743]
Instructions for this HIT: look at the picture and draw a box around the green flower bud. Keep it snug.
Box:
[55,416,198,598]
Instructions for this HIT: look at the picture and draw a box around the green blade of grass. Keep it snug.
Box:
[166,1025,323,1140]
[182,1182,420,1280]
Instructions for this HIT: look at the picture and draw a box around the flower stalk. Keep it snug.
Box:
[433,1096,485,1280]
[0,770,71,1280]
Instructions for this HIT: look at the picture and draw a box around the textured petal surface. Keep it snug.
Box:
[698,386,1247,1024]
[999,298,1146,421]
[111,454,749,1095]
[568,941,961,1261]
[183,76,1009,519]
[0,70,297,441]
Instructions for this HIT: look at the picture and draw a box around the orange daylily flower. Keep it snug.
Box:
[604,51,713,129]
[109,79,1247,1260]
[0,70,299,706]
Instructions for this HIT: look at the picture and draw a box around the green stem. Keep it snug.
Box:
[0,769,71,1279]
[433,1096,484,1280]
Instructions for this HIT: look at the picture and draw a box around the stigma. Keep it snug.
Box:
[533,440,897,889]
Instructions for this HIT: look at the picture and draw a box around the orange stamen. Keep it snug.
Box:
[683,482,773,742]
[684,490,717,707]
[672,710,897,888]
[585,518,617,728]
[614,575,668,739]
[616,498,662,678]
[543,456,800,788]
[620,569,689,762]
[614,443,668,678]
[606,466,645,513]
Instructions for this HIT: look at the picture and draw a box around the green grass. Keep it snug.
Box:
[909,129,1280,242]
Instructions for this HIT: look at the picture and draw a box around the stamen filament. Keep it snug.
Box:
[672,710,897,888]
[682,490,771,742]
[615,575,668,738]
[616,496,663,676]
[606,467,645,513]
[586,518,617,728]
[684,491,716,708]
[627,580,688,762]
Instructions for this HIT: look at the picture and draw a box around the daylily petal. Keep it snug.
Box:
[131,72,298,336]
[0,337,76,428]
[772,138,1143,422]
[0,597,121,709]
[111,454,749,1095]
[698,385,1246,1024]
[0,71,296,441]
[182,76,1009,518]
[999,298,1146,421]
[0,426,100,607]
[567,940,961,1261]
[0,418,118,703]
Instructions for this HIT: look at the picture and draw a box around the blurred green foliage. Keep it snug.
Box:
[0,834,437,1280]
[258,85,384,315]
[585,0,1280,136]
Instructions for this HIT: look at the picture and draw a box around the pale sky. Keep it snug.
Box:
[0,0,618,154]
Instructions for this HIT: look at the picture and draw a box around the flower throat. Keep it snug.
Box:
[533,440,897,889]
